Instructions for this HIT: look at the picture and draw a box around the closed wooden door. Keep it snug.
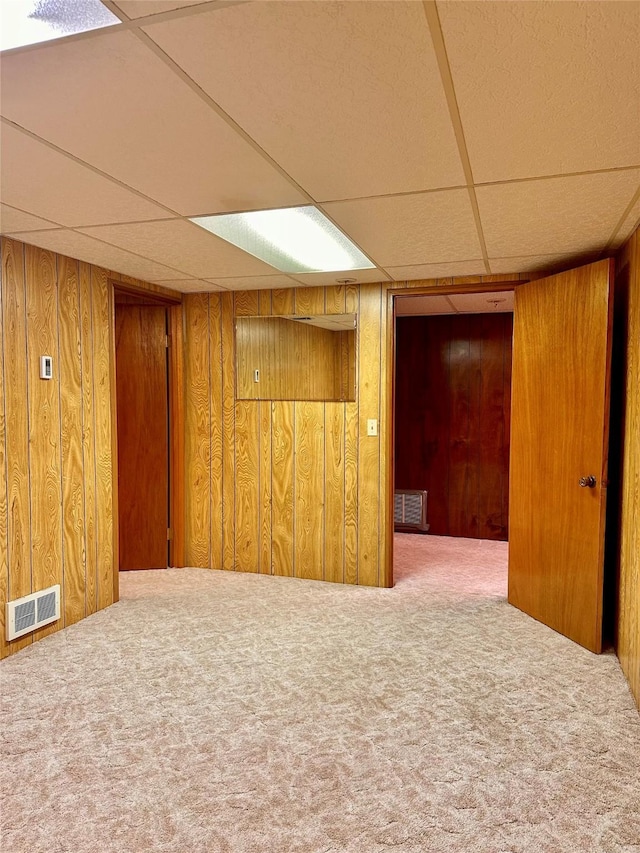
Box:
[115,305,169,570]
[508,259,614,652]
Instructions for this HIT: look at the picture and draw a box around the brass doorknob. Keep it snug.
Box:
[579,476,597,488]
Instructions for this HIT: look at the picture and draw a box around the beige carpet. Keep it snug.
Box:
[1,534,639,853]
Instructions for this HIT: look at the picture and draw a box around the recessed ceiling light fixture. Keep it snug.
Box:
[191,206,375,274]
[0,0,120,53]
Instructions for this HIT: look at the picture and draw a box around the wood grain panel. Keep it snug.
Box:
[325,284,346,315]
[1,239,32,652]
[0,259,9,657]
[344,281,360,585]
[259,291,272,576]
[357,284,381,587]
[324,402,345,584]
[235,401,260,573]
[25,244,63,641]
[271,401,294,577]
[184,293,211,567]
[221,292,236,572]
[294,401,324,581]
[209,294,223,570]
[79,261,97,615]
[394,314,512,540]
[58,256,86,623]
[90,266,114,610]
[295,286,325,316]
[379,284,392,587]
[168,303,186,568]
[272,288,294,315]
[616,225,640,708]
[234,290,260,317]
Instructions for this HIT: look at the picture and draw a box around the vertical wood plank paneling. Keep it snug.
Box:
[90,267,114,609]
[448,315,471,537]
[357,284,381,587]
[325,284,346,315]
[294,401,325,580]
[184,294,211,567]
[0,253,9,657]
[616,226,640,708]
[25,244,63,641]
[235,401,260,572]
[2,239,32,652]
[324,402,345,583]
[169,303,186,568]
[259,292,272,575]
[295,286,325,316]
[79,262,97,615]
[379,283,392,587]
[271,400,294,577]
[58,256,86,625]
[235,290,260,316]
[221,292,236,571]
[209,294,223,570]
[344,283,360,585]
[272,288,295,316]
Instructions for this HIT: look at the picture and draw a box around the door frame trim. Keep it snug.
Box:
[385,280,524,588]
[109,280,185,602]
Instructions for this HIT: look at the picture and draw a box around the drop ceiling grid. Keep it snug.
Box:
[2,0,638,287]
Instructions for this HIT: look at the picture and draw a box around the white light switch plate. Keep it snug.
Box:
[367,418,378,436]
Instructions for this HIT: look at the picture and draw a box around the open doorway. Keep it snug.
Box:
[392,288,515,589]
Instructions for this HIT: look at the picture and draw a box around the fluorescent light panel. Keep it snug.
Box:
[0,0,120,52]
[191,206,375,274]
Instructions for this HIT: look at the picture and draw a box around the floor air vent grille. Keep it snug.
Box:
[6,585,60,641]
[394,490,429,533]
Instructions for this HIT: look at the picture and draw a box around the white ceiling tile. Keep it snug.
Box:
[612,195,640,248]
[206,275,298,291]
[0,203,60,234]
[324,190,482,267]
[143,0,465,201]
[489,253,602,276]
[0,30,306,216]
[289,269,387,287]
[151,278,225,291]
[395,295,454,316]
[113,0,213,19]
[79,220,277,278]
[447,291,514,314]
[0,123,170,227]
[439,1,640,183]
[385,260,486,281]
[477,171,640,258]
[8,229,185,281]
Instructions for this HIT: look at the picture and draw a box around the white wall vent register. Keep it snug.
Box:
[6,585,60,641]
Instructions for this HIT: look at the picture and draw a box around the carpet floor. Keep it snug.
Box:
[1,535,639,853]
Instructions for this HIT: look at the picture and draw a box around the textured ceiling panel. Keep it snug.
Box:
[205,274,299,291]
[395,295,454,315]
[324,190,481,267]
[9,229,185,281]
[144,0,464,201]
[489,253,601,276]
[0,123,170,227]
[0,30,306,216]
[79,220,277,278]
[439,1,640,183]
[614,195,640,248]
[385,260,486,281]
[113,0,214,18]
[477,171,640,258]
[289,269,387,287]
[0,204,60,234]
[447,291,514,313]
[151,278,228,292]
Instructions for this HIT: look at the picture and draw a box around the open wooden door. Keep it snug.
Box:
[115,304,169,570]
[508,259,614,653]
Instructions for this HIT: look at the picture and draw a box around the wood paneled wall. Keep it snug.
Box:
[0,237,115,658]
[183,284,389,585]
[615,225,640,709]
[236,315,355,401]
[395,313,512,540]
